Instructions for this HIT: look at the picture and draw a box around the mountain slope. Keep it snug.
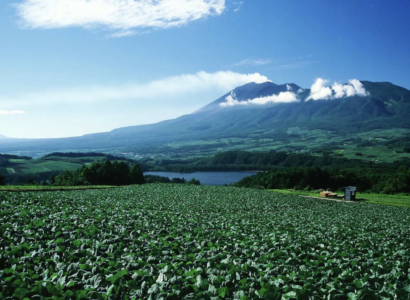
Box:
[1,80,410,152]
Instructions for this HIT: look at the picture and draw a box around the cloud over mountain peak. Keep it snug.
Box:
[307,78,369,101]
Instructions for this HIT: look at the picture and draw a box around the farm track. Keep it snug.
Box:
[299,195,356,203]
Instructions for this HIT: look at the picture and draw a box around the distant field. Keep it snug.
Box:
[144,127,410,163]
[271,189,410,208]
[8,159,26,163]
[7,159,82,174]
[33,160,82,171]
[6,168,16,174]
[1,155,128,175]
[2,127,410,164]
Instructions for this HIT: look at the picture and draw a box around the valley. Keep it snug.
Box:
[2,127,410,167]
[3,2,410,298]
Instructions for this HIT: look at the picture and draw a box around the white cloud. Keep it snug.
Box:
[220,91,299,107]
[332,82,355,98]
[307,78,369,101]
[235,58,272,67]
[349,79,368,96]
[286,84,292,91]
[0,71,270,108]
[107,30,137,38]
[307,78,333,100]
[0,110,26,115]
[15,0,226,34]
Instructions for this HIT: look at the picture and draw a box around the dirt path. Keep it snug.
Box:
[299,195,356,203]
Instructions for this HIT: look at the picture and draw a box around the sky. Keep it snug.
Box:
[1,0,410,139]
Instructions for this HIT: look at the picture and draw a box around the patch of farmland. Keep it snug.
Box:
[34,160,82,171]
[1,185,410,299]
[8,159,27,163]
[5,168,16,174]
[9,160,82,173]
[18,163,50,173]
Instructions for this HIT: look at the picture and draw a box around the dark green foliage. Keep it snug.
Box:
[235,166,410,194]
[1,185,410,299]
[170,177,186,184]
[0,154,32,168]
[144,175,171,183]
[43,151,135,163]
[157,150,368,172]
[129,163,145,184]
[144,175,200,185]
[0,157,9,168]
[187,178,201,185]
[0,171,4,185]
[4,170,62,185]
[0,153,32,160]
[53,160,144,186]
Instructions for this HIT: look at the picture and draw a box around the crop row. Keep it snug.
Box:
[1,184,410,299]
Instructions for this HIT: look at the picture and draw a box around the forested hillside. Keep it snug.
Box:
[147,150,376,172]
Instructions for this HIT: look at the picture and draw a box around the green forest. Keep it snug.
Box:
[51,160,145,186]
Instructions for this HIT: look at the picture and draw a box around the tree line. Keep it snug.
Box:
[234,165,410,194]
[46,161,201,186]
[51,160,144,186]
[144,175,200,185]
[43,152,135,163]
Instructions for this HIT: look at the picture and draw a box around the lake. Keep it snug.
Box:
[144,171,258,186]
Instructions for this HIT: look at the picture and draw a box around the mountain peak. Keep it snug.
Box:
[0,80,409,152]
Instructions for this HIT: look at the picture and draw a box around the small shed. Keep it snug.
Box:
[344,186,357,200]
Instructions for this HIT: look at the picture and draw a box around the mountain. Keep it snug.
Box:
[1,80,410,153]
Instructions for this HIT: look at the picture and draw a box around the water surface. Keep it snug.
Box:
[144,171,258,186]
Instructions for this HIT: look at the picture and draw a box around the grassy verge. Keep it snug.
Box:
[270,189,410,208]
[0,185,117,191]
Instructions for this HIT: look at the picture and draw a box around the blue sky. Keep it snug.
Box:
[1,0,410,138]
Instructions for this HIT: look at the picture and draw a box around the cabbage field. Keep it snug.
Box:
[1,185,410,299]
